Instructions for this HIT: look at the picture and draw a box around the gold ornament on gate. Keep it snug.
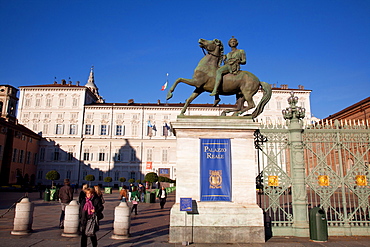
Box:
[318,175,329,186]
[268,176,279,186]
[355,175,367,186]
[209,170,222,189]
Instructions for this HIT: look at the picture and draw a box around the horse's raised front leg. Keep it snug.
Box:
[166,78,194,100]
[180,89,203,115]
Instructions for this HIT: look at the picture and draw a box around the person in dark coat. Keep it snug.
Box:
[78,184,88,204]
[79,187,104,247]
[58,178,73,228]
[157,186,168,209]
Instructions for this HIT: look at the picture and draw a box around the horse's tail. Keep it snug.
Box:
[251,81,272,118]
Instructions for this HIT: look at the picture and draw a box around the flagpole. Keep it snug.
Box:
[165,73,169,104]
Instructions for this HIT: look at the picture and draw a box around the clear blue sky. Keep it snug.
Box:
[0,0,369,119]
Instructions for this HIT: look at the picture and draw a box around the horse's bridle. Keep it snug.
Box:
[201,47,223,58]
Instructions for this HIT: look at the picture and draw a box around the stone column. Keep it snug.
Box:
[283,92,309,237]
[111,201,131,239]
[11,198,34,235]
[62,200,79,237]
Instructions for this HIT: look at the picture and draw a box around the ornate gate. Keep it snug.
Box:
[304,120,370,235]
[255,93,370,236]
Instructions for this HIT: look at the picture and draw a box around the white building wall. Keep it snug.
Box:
[17,83,313,186]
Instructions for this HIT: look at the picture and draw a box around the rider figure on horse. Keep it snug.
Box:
[210,36,246,96]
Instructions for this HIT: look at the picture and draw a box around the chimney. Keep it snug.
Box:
[157,99,161,105]
[298,85,304,90]
[281,84,288,89]
[76,81,80,86]
[61,79,66,85]
[128,99,134,105]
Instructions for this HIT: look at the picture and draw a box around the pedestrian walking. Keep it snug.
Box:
[157,186,167,209]
[138,183,145,202]
[128,183,133,202]
[119,185,128,202]
[94,185,105,204]
[79,184,88,204]
[79,187,104,247]
[130,186,139,215]
[58,179,73,229]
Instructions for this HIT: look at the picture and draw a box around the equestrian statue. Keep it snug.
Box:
[166,37,271,117]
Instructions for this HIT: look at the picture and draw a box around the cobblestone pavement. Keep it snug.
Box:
[0,190,369,247]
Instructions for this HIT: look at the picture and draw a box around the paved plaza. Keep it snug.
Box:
[0,190,369,247]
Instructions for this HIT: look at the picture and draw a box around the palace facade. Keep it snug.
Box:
[16,68,313,186]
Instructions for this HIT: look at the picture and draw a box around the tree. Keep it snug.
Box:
[45,170,60,188]
[85,174,95,187]
[119,177,126,186]
[145,172,158,188]
[136,179,141,184]
[128,178,135,184]
[104,176,112,187]
[158,176,166,182]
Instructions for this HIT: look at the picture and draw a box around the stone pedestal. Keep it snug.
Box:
[169,116,264,244]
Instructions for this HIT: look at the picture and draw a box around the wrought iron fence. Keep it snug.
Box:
[258,125,293,227]
[256,120,370,235]
[304,121,370,229]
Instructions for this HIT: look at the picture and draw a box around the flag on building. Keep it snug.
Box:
[161,81,168,91]
[147,121,153,137]
[163,123,171,137]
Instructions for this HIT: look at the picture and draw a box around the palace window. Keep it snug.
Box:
[53,148,60,161]
[100,125,108,135]
[19,150,24,163]
[43,124,48,134]
[56,124,64,135]
[85,124,93,135]
[39,148,45,161]
[67,151,74,161]
[37,170,43,179]
[132,125,138,136]
[26,151,31,164]
[162,149,168,162]
[99,152,105,161]
[59,98,65,107]
[46,98,52,107]
[130,149,136,162]
[72,98,78,107]
[114,171,119,181]
[12,149,18,162]
[147,149,153,161]
[70,124,77,135]
[83,152,90,161]
[116,125,124,136]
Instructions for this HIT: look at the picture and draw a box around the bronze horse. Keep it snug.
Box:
[166,38,271,117]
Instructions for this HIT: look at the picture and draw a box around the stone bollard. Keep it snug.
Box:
[62,200,79,237]
[111,201,131,239]
[11,198,34,235]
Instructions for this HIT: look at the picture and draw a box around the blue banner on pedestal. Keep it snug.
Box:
[200,139,231,201]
